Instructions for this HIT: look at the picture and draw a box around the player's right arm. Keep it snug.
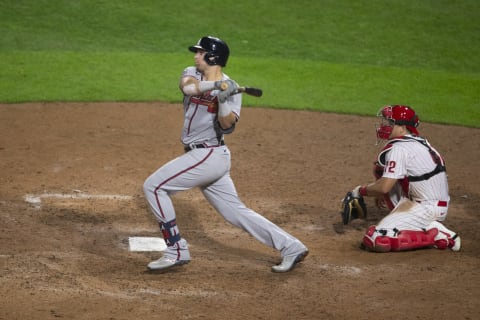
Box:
[356,145,407,197]
[179,72,225,96]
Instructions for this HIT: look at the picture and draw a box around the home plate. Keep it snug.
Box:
[128,237,167,252]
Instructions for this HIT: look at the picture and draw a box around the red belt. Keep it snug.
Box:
[437,201,448,207]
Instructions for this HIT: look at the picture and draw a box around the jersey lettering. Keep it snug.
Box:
[190,94,218,114]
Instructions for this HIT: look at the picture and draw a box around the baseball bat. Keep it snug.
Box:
[235,87,263,97]
[220,81,263,97]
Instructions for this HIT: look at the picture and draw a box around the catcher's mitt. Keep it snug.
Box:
[341,191,367,224]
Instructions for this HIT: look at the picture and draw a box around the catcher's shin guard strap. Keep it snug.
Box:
[160,219,181,246]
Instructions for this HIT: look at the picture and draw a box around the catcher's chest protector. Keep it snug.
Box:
[377,136,446,182]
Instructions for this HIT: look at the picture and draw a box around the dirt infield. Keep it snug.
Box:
[1,102,479,320]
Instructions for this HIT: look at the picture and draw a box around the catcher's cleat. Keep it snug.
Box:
[271,249,309,273]
[147,256,190,271]
[449,234,461,252]
[430,221,461,252]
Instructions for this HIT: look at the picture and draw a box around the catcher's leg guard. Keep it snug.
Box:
[362,226,440,252]
[390,229,437,251]
[362,225,392,252]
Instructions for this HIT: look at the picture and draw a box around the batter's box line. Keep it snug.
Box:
[23,192,133,208]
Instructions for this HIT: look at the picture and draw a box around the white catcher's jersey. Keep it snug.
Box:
[180,66,241,146]
[380,135,449,204]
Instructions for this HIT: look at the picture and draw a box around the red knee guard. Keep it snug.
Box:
[362,226,391,252]
[373,236,392,252]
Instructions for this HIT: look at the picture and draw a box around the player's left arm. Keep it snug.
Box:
[217,100,239,130]
[217,80,241,130]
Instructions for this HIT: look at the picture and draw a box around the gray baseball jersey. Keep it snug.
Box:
[180,66,241,146]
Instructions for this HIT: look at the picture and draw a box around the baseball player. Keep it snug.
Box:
[143,36,308,272]
[350,105,461,252]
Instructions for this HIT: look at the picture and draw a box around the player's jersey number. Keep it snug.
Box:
[385,160,396,173]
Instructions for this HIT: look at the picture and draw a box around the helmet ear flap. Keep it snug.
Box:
[412,114,420,127]
[204,52,219,66]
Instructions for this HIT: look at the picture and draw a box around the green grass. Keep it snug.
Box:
[1,0,479,127]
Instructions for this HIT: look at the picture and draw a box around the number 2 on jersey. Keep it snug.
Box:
[384,160,396,173]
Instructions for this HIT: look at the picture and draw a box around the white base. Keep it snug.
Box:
[128,237,167,252]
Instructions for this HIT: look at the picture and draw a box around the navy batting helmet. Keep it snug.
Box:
[189,36,230,67]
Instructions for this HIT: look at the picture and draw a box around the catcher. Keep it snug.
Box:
[342,105,461,252]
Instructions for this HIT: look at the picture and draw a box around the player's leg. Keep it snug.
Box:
[144,150,223,220]
[144,149,224,269]
[363,225,440,252]
[362,199,457,252]
[201,173,308,272]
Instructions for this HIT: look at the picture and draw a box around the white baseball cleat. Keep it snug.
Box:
[271,249,309,273]
[147,256,190,271]
[449,234,461,252]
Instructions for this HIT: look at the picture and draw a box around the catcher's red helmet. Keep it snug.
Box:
[376,105,420,139]
[188,36,230,67]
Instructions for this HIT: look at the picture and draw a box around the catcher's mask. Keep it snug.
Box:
[189,36,230,67]
[376,105,420,140]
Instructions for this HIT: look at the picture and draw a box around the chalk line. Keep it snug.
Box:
[24,192,133,208]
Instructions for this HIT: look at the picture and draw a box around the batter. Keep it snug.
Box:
[351,105,461,252]
[143,36,308,272]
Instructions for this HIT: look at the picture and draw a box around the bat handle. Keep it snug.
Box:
[220,82,229,91]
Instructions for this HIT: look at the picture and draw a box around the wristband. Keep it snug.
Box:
[359,186,368,196]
